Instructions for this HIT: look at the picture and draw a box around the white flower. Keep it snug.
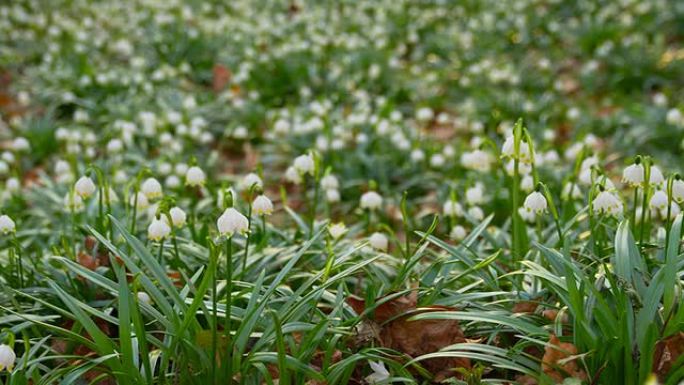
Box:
[666,108,682,125]
[649,190,668,211]
[12,137,30,151]
[562,182,583,200]
[521,175,534,192]
[465,185,485,205]
[0,215,16,234]
[468,206,484,221]
[136,292,152,305]
[368,232,388,251]
[293,153,315,175]
[450,225,467,241]
[328,223,347,239]
[148,218,171,241]
[252,195,274,216]
[285,166,302,184]
[501,136,532,163]
[64,192,84,211]
[165,175,181,188]
[365,361,390,384]
[672,179,684,203]
[523,191,547,214]
[410,149,425,162]
[430,154,445,168]
[326,189,341,202]
[168,207,187,227]
[622,163,644,187]
[659,202,681,221]
[649,166,665,185]
[5,178,19,193]
[505,160,532,176]
[75,176,96,198]
[360,191,383,210]
[141,178,163,199]
[592,191,623,217]
[241,173,263,190]
[217,207,249,237]
[0,344,16,372]
[320,174,339,190]
[185,166,206,187]
[461,149,492,171]
[518,207,536,223]
[416,107,434,122]
[129,192,149,210]
[443,200,463,217]
[106,138,123,153]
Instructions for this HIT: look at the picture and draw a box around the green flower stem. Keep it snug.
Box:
[224,236,233,380]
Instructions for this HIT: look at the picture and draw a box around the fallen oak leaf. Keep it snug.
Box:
[542,334,587,383]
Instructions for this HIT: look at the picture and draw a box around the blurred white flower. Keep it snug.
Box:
[293,153,315,175]
[75,176,96,198]
[649,190,668,211]
[326,189,341,203]
[360,191,383,210]
[365,361,390,384]
[321,174,339,190]
[0,215,16,234]
[148,217,171,241]
[136,292,152,305]
[130,192,150,210]
[468,206,484,221]
[185,166,206,187]
[523,191,547,214]
[328,223,347,239]
[649,166,665,186]
[141,178,163,199]
[465,185,485,205]
[168,207,187,227]
[443,200,463,217]
[241,173,263,190]
[252,195,274,216]
[450,225,467,241]
[285,166,302,184]
[368,232,388,251]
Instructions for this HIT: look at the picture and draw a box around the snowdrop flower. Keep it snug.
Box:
[461,150,492,171]
[465,185,485,205]
[360,191,383,210]
[241,173,263,190]
[410,149,425,162]
[12,137,30,151]
[293,153,315,175]
[505,160,532,176]
[165,175,181,188]
[252,195,274,216]
[0,344,16,372]
[368,232,388,251]
[365,361,390,384]
[185,166,206,187]
[217,208,249,237]
[5,178,19,193]
[666,108,682,125]
[141,178,163,199]
[416,107,434,122]
[75,176,96,198]
[326,189,341,203]
[523,191,547,214]
[622,163,644,187]
[430,154,445,168]
[658,202,681,221]
[562,183,582,200]
[328,223,347,239]
[285,166,302,184]
[521,175,534,192]
[468,206,484,221]
[321,174,339,190]
[672,179,684,203]
[649,166,665,185]
[106,138,123,153]
[450,225,467,241]
[518,207,537,223]
[64,192,84,211]
[501,136,532,163]
[148,217,171,241]
[129,192,149,210]
[592,190,623,217]
[136,292,152,305]
[168,207,187,227]
[649,190,668,211]
[0,215,16,234]
[443,200,463,217]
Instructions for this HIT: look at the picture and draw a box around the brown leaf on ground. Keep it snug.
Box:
[653,332,684,380]
[212,64,231,93]
[542,334,587,383]
[512,301,538,314]
[348,292,470,381]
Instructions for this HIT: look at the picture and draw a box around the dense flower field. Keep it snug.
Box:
[1,0,684,384]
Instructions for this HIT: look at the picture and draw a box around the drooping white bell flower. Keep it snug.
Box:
[592,191,623,217]
[443,200,463,217]
[241,173,263,190]
[293,153,315,175]
[328,223,347,239]
[185,166,206,187]
[285,166,302,184]
[141,178,163,199]
[465,185,485,205]
[252,195,274,216]
[523,191,547,215]
[622,163,644,187]
[468,206,485,221]
[649,190,669,211]
[326,189,341,203]
[365,361,390,384]
[136,292,152,305]
[658,201,681,221]
[0,215,16,234]
[75,176,96,198]
[518,207,537,223]
[165,175,181,188]
[368,232,389,251]
[217,207,249,237]
[168,207,187,227]
[360,191,383,210]
[320,174,339,190]
[461,149,492,172]
[0,344,16,372]
[521,175,534,192]
[649,166,665,186]
[415,107,434,122]
[672,179,684,203]
[64,192,84,211]
[450,225,467,241]
[501,136,532,163]
[562,182,583,200]
[148,217,171,242]
[12,137,30,152]
[129,192,149,210]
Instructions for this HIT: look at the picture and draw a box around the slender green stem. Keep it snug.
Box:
[224,237,233,380]
[242,205,252,277]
